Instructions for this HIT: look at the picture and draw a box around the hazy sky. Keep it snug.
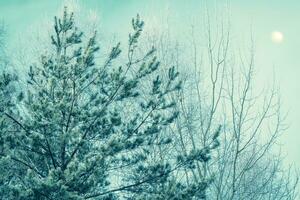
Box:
[0,0,299,167]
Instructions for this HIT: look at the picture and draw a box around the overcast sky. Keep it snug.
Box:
[0,0,299,168]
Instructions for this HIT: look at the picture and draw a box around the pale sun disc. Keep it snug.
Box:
[271,31,283,43]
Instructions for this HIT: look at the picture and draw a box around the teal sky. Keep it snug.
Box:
[0,0,299,167]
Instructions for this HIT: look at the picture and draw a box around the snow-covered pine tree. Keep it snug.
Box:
[0,72,22,197]
[0,7,219,200]
[0,25,24,198]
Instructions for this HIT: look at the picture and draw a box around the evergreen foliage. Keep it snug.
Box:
[0,8,219,200]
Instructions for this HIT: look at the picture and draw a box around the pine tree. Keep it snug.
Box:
[0,72,21,199]
[0,8,219,200]
[0,24,24,199]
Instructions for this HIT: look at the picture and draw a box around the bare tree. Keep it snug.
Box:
[141,9,299,200]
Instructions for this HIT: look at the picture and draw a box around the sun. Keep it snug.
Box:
[271,31,284,43]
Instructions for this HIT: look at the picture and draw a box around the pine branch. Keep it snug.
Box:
[4,112,30,135]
